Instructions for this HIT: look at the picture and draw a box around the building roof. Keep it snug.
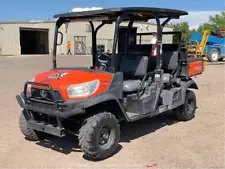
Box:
[0,20,56,24]
[54,7,188,21]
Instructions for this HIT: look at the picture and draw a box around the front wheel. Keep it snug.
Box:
[19,111,47,141]
[78,112,120,160]
[173,90,197,121]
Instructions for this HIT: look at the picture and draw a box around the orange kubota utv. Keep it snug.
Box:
[16,7,204,160]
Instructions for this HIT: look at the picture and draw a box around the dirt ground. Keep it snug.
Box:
[0,55,224,169]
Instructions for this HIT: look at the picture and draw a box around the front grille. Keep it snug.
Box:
[31,87,63,102]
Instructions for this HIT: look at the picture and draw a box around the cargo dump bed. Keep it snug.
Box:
[180,57,204,78]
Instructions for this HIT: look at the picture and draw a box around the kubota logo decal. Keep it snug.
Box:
[48,72,68,79]
[40,90,47,98]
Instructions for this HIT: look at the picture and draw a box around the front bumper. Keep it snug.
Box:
[27,120,66,137]
[16,94,85,119]
[17,81,87,137]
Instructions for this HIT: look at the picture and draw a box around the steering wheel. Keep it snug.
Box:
[97,53,112,64]
[96,53,112,70]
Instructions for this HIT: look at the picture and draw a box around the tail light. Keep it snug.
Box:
[151,44,158,57]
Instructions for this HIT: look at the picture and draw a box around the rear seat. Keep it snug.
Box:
[162,51,179,83]
[127,44,156,72]
[126,44,179,81]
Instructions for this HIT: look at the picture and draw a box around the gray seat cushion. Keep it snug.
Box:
[123,80,141,92]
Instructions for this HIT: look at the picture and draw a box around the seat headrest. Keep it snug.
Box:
[162,51,179,72]
[120,55,149,77]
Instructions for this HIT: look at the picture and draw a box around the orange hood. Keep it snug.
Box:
[33,69,112,100]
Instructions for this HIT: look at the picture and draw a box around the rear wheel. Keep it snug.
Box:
[78,112,120,160]
[208,49,220,62]
[19,111,47,141]
[173,90,196,121]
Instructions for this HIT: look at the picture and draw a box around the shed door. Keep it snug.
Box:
[74,36,87,55]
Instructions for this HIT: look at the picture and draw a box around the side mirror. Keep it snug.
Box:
[57,31,63,45]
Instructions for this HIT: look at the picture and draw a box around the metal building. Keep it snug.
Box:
[0,20,172,56]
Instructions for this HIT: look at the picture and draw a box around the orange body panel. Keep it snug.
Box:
[32,69,112,100]
[188,61,203,77]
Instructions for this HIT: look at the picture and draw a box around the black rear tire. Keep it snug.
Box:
[78,112,120,161]
[173,90,197,121]
[208,48,220,62]
[19,111,47,141]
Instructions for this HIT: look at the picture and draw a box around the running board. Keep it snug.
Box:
[126,105,169,122]
[27,120,65,137]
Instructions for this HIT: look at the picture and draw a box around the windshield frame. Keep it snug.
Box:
[52,9,187,71]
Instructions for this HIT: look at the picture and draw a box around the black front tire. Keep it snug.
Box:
[78,112,120,160]
[173,90,197,121]
[19,111,47,141]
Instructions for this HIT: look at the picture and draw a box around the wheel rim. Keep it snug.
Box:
[98,126,112,148]
[186,98,194,114]
[211,52,218,60]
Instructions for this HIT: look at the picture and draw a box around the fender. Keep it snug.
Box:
[18,91,128,120]
[184,78,199,90]
[71,91,129,121]
[78,92,124,109]
[176,79,199,106]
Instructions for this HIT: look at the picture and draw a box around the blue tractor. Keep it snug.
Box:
[189,30,225,62]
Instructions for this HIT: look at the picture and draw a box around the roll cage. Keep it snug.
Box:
[52,7,188,71]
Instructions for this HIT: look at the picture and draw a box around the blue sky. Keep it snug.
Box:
[0,0,224,21]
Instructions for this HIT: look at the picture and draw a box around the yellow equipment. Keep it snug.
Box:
[188,29,225,66]
[187,30,210,57]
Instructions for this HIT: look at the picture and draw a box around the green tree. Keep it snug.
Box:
[169,11,225,42]
[197,11,225,32]
[170,21,191,42]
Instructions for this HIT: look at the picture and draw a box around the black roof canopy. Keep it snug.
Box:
[54,7,188,21]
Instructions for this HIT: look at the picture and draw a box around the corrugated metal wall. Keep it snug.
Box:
[0,22,55,56]
[0,21,172,56]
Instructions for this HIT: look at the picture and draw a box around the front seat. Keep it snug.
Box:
[119,55,149,92]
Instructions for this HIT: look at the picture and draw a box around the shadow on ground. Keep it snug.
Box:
[36,135,82,155]
[207,60,225,66]
[120,113,178,143]
[35,112,178,159]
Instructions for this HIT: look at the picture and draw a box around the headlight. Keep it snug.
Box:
[67,80,99,98]
[27,77,35,93]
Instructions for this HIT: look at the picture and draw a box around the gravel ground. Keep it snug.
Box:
[0,55,224,169]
